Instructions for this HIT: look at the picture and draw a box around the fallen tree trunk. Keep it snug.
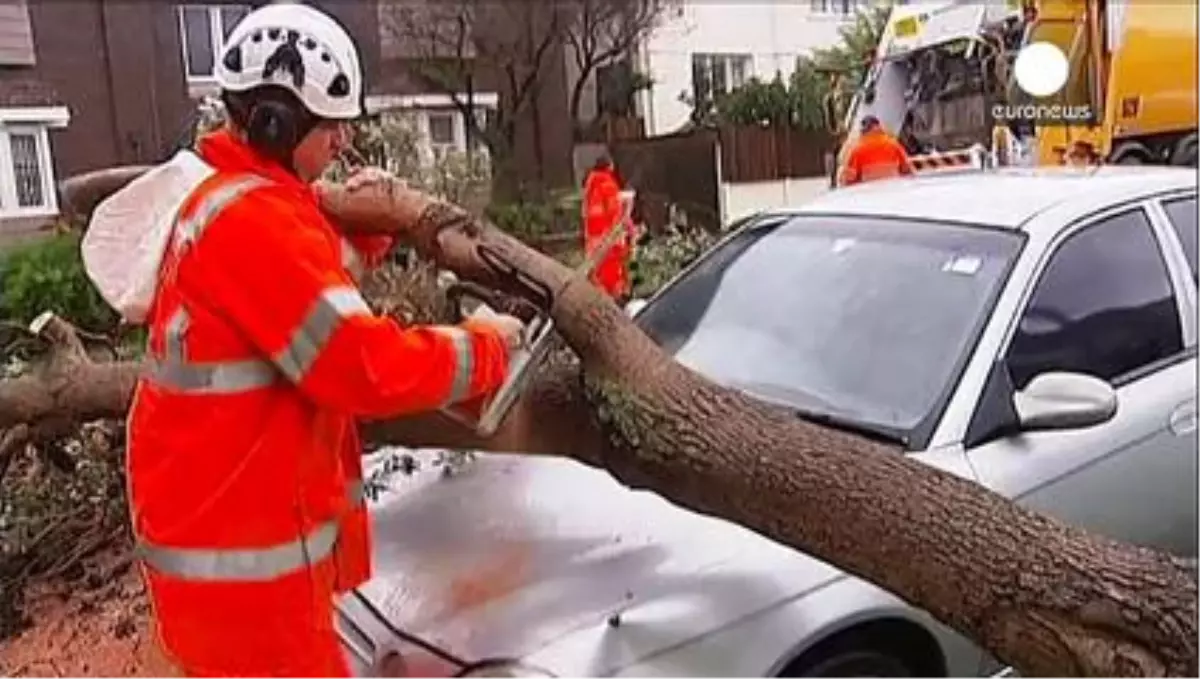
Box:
[56,166,154,224]
[3,170,1195,677]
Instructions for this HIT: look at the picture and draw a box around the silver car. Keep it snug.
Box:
[338,166,1198,677]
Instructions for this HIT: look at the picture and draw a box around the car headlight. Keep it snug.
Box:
[455,659,557,677]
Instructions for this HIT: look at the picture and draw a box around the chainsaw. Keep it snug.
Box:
[441,193,635,438]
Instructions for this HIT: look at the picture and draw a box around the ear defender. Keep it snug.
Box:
[246,100,300,164]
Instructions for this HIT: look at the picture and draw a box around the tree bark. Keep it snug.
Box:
[8,171,1197,677]
[56,166,154,223]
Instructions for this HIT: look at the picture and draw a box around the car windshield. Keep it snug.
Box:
[636,214,1024,441]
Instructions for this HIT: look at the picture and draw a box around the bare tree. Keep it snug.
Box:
[561,0,678,137]
[378,0,567,196]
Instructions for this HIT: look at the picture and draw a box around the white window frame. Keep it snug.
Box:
[0,107,69,219]
[425,110,459,159]
[809,0,866,16]
[692,53,754,101]
[178,4,250,84]
[366,93,499,169]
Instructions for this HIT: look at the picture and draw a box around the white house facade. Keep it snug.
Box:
[635,0,870,135]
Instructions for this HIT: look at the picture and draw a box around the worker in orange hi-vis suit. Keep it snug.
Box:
[838,115,915,187]
[88,4,523,677]
[582,154,634,301]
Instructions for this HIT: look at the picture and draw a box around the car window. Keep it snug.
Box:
[1007,208,1184,388]
[1162,195,1198,284]
[636,215,1023,439]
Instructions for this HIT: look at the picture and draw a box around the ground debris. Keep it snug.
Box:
[0,546,172,677]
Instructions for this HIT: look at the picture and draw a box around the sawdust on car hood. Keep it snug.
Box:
[349,448,849,675]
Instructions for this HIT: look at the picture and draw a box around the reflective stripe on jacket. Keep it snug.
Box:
[127,130,510,675]
[582,167,630,298]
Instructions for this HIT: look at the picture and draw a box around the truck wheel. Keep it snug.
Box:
[785,648,913,677]
[1170,134,1198,167]
[1110,142,1150,165]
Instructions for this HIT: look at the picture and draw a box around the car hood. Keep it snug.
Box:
[352,448,867,674]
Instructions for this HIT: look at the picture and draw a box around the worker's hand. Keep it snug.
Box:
[343,166,405,193]
[467,305,526,352]
[314,169,437,237]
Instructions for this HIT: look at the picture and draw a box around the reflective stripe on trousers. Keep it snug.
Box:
[137,481,366,582]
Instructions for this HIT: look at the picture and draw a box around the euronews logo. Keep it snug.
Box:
[992,42,1096,125]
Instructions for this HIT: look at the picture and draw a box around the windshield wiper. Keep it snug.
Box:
[793,408,910,448]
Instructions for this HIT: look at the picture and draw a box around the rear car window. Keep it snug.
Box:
[1162,196,1198,284]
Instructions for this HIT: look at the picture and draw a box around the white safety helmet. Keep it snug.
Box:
[214,2,364,120]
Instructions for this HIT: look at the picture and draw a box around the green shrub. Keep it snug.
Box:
[0,232,117,332]
[485,202,555,240]
[630,227,723,298]
[548,188,583,226]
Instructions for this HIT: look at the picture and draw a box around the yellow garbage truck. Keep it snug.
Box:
[1027,0,1197,166]
[831,0,1197,178]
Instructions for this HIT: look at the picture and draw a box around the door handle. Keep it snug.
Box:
[1169,402,1197,436]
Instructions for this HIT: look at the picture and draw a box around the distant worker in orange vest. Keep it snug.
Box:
[839,115,915,187]
[582,153,633,301]
[89,3,522,676]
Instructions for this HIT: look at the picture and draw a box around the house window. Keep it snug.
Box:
[9,133,42,208]
[0,123,58,216]
[691,53,753,104]
[810,0,866,15]
[420,108,493,162]
[427,112,456,156]
[179,4,251,81]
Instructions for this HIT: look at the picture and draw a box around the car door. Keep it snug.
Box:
[964,203,1198,557]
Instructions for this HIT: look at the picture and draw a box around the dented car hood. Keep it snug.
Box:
[347,448,859,675]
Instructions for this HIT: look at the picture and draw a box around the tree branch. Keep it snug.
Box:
[508,5,564,117]
[562,0,670,129]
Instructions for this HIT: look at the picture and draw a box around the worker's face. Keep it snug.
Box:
[293,120,353,182]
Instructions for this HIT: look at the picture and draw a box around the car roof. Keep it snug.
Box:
[784,166,1196,233]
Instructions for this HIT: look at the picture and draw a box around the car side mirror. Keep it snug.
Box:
[624,298,648,317]
[1012,371,1117,432]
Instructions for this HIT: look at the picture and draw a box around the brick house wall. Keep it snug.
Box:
[0,0,577,237]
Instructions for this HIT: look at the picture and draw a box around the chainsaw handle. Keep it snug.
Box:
[445,282,509,323]
[476,244,554,312]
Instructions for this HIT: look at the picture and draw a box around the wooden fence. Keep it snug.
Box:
[613,128,721,232]
[604,124,836,231]
[718,126,836,184]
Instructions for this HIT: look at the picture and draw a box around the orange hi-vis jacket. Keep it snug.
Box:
[126,130,509,676]
[839,128,914,186]
[582,166,631,299]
